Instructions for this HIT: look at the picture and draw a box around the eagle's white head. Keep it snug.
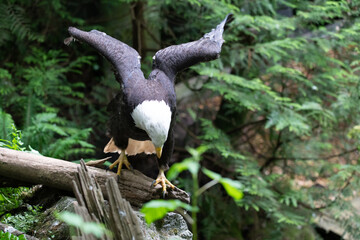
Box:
[131,100,172,158]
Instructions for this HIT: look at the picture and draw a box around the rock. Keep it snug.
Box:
[137,212,193,240]
[32,196,75,240]
[30,196,192,240]
[313,197,360,239]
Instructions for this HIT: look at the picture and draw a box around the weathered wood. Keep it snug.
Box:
[105,178,145,240]
[73,202,100,240]
[72,160,144,240]
[0,148,190,206]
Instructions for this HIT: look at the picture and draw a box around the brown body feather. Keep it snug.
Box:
[104,138,156,156]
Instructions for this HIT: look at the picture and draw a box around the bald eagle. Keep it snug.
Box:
[66,13,233,195]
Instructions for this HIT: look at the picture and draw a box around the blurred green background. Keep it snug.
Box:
[1,0,360,239]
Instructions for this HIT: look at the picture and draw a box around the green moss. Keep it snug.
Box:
[3,205,43,233]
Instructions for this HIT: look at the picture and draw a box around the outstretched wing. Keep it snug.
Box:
[152,13,233,79]
[66,27,145,86]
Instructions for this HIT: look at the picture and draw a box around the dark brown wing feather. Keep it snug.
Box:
[152,13,233,79]
[67,27,145,87]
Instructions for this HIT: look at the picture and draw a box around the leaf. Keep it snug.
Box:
[167,159,199,180]
[0,109,15,141]
[81,222,110,238]
[202,168,244,201]
[221,179,244,201]
[18,235,27,240]
[56,211,83,226]
[265,108,310,135]
[56,211,111,238]
[167,146,207,180]
[298,102,323,111]
[140,200,198,225]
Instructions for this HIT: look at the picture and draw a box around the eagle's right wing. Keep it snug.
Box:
[66,27,145,86]
[151,14,233,80]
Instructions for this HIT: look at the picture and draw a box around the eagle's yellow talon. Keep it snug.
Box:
[165,179,175,189]
[109,159,119,170]
[109,151,131,176]
[152,169,175,197]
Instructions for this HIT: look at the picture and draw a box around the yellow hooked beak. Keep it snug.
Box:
[155,147,162,159]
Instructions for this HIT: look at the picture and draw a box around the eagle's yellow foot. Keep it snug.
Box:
[108,151,132,180]
[151,169,175,197]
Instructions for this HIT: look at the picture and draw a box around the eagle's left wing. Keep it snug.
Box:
[66,27,145,87]
[151,13,233,79]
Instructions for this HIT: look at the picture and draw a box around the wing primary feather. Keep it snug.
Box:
[67,27,145,87]
[203,13,234,45]
[151,13,233,80]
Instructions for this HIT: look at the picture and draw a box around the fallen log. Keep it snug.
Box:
[0,148,190,206]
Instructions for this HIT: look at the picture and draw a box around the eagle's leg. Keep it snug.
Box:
[108,150,132,177]
[152,168,175,197]
[151,128,176,197]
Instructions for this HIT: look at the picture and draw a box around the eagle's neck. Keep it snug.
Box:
[131,100,172,147]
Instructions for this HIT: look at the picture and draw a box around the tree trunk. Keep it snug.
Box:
[131,1,145,57]
[0,148,189,206]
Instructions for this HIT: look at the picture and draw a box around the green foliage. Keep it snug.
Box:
[160,0,360,239]
[141,199,197,225]
[0,187,30,216]
[0,1,96,160]
[22,113,94,158]
[202,168,243,201]
[0,2,43,45]
[1,0,360,239]
[56,211,112,239]
[0,110,14,142]
[0,231,27,240]
[2,205,42,233]
[142,146,243,240]
[0,123,24,151]
[167,146,208,179]
[0,126,37,233]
